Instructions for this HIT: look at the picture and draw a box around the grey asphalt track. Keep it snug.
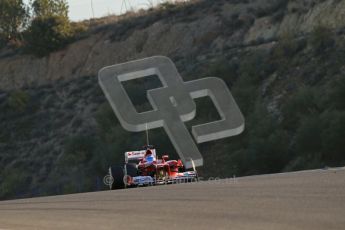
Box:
[0,168,344,230]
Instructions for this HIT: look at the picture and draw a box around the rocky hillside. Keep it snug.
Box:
[0,0,345,200]
[1,0,344,89]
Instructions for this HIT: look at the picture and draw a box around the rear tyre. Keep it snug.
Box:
[110,166,124,190]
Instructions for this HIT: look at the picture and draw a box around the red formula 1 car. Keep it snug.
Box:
[108,145,198,189]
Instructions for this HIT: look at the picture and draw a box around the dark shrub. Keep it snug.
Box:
[24,15,74,57]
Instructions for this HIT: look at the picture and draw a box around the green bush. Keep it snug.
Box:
[24,15,74,56]
[281,87,321,129]
[309,25,334,53]
[323,76,345,110]
[206,59,238,86]
[294,116,323,155]
[62,135,97,165]
[243,102,290,174]
[7,90,30,112]
[0,168,31,199]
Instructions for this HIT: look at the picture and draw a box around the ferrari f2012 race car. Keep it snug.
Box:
[107,145,198,189]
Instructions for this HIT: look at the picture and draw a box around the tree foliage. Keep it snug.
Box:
[24,0,73,56]
[31,0,68,18]
[0,0,28,43]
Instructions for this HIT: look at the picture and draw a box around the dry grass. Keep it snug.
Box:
[73,0,201,34]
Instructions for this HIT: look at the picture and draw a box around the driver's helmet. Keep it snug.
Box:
[145,149,154,163]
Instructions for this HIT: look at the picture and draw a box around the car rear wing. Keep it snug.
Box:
[125,149,157,163]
